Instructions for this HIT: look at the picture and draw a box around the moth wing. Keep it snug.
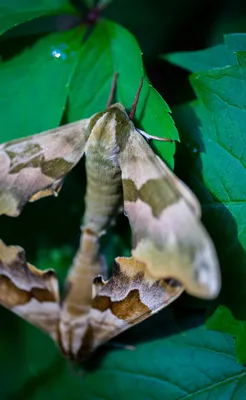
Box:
[0,119,90,216]
[118,127,220,299]
[78,257,183,359]
[0,240,60,340]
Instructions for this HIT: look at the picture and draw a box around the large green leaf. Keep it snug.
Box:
[0,28,85,141]
[0,0,76,36]
[164,44,238,72]
[225,33,246,52]
[68,19,178,167]
[79,325,246,400]
[164,33,246,74]
[6,310,246,400]
[163,34,246,73]
[167,34,246,363]
[207,306,246,364]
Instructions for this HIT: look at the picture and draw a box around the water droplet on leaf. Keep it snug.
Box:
[50,44,71,61]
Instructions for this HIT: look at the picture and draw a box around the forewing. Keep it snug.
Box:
[77,256,183,359]
[0,119,90,216]
[118,128,220,299]
[0,240,60,339]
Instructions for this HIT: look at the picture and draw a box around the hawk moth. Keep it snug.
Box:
[0,79,220,361]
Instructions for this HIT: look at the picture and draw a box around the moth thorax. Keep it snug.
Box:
[84,152,123,235]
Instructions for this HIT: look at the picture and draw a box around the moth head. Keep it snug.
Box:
[107,103,132,123]
[88,104,134,142]
[108,103,126,113]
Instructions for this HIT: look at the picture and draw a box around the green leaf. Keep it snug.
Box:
[0,27,85,141]
[68,19,178,167]
[172,64,246,362]
[0,308,58,398]
[164,44,238,72]
[0,0,77,36]
[225,33,246,52]
[81,0,95,8]
[164,33,246,74]
[7,313,246,400]
[164,34,246,73]
[36,245,74,282]
[207,306,246,364]
[236,51,246,66]
[79,326,246,400]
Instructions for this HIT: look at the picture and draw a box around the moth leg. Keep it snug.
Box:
[137,129,173,142]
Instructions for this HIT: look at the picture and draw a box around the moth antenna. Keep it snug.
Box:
[107,73,118,108]
[129,78,144,120]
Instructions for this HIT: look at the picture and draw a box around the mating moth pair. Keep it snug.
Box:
[0,78,220,362]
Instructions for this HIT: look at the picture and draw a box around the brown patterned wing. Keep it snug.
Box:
[118,127,220,299]
[0,240,60,339]
[0,119,90,216]
[75,256,183,360]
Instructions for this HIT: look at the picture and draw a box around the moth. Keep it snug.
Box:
[0,77,220,361]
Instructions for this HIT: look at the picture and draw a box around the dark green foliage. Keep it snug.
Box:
[166,34,246,364]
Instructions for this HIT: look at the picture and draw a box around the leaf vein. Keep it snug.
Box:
[179,370,246,399]
[101,367,188,395]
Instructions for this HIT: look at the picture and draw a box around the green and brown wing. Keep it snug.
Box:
[0,119,90,216]
[0,240,60,339]
[76,256,183,360]
[118,127,220,299]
